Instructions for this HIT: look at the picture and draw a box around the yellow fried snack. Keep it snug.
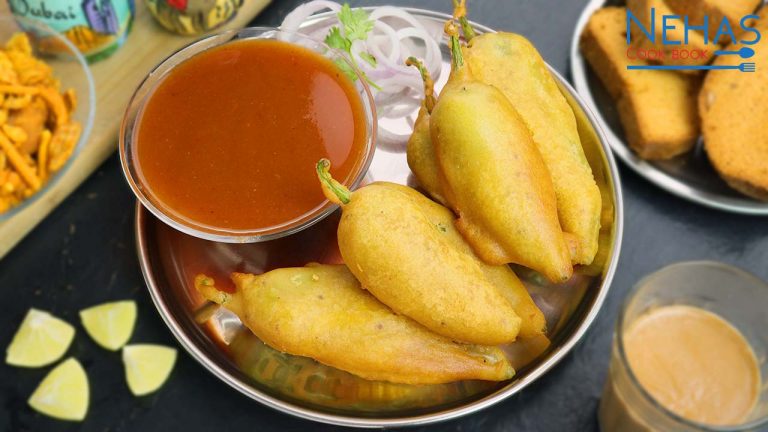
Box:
[0,132,40,190]
[48,122,81,172]
[317,160,522,345]
[0,33,80,213]
[391,182,546,339]
[9,97,47,153]
[194,266,515,384]
[405,58,445,205]
[431,22,573,282]
[454,2,600,266]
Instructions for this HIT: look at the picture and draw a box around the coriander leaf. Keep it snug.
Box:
[324,26,350,52]
[334,58,358,82]
[338,3,374,42]
[359,52,377,67]
[325,3,380,90]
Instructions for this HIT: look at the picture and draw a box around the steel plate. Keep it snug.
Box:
[134,8,624,427]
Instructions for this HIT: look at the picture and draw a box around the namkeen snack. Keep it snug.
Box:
[580,7,700,160]
[195,266,515,384]
[317,159,522,345]
[456,1,601,265]
[699,11,768,201]
[430,21,573,282]
[0,33,81,214]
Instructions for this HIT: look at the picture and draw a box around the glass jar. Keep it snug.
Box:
[599,261,768,432]
[144,0,242,35]
[7,0,134,62]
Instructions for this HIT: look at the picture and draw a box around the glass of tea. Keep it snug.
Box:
[600,261,768,432]
[120,27,376,242]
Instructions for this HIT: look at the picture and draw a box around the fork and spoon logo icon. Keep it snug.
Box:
[710,47,756,72]
[629,47,757,72]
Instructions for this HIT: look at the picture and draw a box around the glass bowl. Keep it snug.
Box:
[119,27,377,243]
[0,15,96,220]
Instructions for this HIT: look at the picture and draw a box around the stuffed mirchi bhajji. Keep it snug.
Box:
[389,182,546,339]
[429,21,573,282]
[405,57,446,205]
[316,159,522,345]
[194,265,515,384]
[455,1,602,265]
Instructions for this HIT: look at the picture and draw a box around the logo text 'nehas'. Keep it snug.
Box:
[627,8,761,46]
[624,8,761,71]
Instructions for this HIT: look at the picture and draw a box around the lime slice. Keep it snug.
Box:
[28,358,89,421]
[79,300,137,351]
[6,309,75,368]
[122,344,177,396]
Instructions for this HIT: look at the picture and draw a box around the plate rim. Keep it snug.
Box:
[134,7,625,428]
[569,0,768,215]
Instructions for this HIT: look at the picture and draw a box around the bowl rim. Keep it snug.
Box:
[118,26,378,243]
[134,8,625,428]
[0,15,96,221]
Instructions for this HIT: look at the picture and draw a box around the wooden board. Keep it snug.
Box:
[0,0,272,259]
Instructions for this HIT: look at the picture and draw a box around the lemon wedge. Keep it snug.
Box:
[28,358,89,421]
[122,344,177,396]
[6,309,75,368]
[79,301,137,351]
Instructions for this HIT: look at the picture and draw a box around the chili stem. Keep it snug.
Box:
[452,0,477,41]
[316,159,351,205]
[444,20,465,71]
[405,56,436,113]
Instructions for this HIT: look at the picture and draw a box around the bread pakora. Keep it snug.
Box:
[699,14,768,200]
[580,7,701,160]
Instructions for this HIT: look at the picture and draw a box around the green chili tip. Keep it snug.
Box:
[316,159,351,205]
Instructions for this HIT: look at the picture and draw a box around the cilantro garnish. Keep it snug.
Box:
[324,4,380,90]
[339,4,374,41]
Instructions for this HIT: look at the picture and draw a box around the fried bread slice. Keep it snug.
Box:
[699,17,768,200]
[581,6,700,160]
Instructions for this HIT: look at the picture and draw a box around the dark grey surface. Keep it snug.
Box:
[1,1,766,431]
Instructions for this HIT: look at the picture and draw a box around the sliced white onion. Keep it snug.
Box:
[368,6,427,30]
[280,1,341,35]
